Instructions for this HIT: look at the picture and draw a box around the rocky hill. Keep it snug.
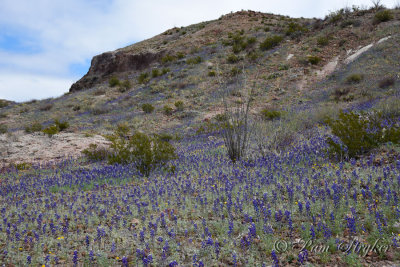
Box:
[0,7,400,165]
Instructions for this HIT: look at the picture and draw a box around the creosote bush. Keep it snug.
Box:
[260,108,281,121]
[163,105,173,115]
[227,54,240,64]
[174,101,184,111]
[82,144,111,162]
[141,103,155,114]
[186,56,202,65]
[307,55,322,65]
[325,110,400,159]
[259,35,283,51]
[118,80,132,92]
[25,122,43,133]
[0,123,7,134]
[109,77,120,87]
[137,72,150,84]
[373,10,393,24]
[106,124,176,177]
[42,119,69,137]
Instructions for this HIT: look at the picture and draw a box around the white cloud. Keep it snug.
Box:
[0,0,397,101]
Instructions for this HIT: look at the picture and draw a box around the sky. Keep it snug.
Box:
[0,0,398,102]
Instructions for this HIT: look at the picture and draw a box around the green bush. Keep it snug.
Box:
[161,55,176,63]
[345,74,363,84]
[260,109,282,121]
[325,110,400,159]
[317,36,329,46]
[174,101,184,111]
[208,70,216,77]
[42,119,69,137]
[307,55,322,65]
[0,124,7,134]
[141,103,155,114]
[118,80,132,92]
[0,100,9,108]
[109,76,120,87]
[137,73,150,84]
[285,22,307,36]
[373,10,393,24]
[25,122,43,133]
[39,104,53,111]
[82,144,110,162]
[176,52,185,59]
[227,54,240,64]
[163,105,173,115]
[42,125,60,137]
[259,35,283,51]
[106,125,176,176]
[152,69,160,78]
[186,56,202,64]
[161,68,170,75]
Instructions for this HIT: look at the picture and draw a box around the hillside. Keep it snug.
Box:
[1,6,400,266]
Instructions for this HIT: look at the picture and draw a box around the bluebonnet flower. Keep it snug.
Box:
[271,250,279,267]
[298,249,308,265]
[73,250,78,266]
[27,255,31,264]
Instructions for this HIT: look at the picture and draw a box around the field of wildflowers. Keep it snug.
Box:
[1,125,400,266]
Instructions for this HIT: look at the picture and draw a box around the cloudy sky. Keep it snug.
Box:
[0,0,397,102]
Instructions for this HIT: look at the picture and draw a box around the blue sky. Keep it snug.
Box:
[0,0,398,102]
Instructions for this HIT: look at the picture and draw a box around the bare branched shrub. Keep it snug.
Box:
[216,66,256,163]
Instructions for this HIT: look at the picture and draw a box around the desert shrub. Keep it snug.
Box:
[137,72,150,84]
[332,87,351,101]
[161,54,176,64]
[163,105,173,115]
[317,36,329,46]
[39,103,53,111]
[82,144,111,162]
[259,35,283,50]
[260,108,281,121]
[0,100,9,108]
[176,52,185,59]
[174,101,184,111]
[42,119,69,137]
[186,56,202,65]
[42,125,60,137]
[106,124,176,176]
[231,67,241,76]
[152,69,160,78]
[214,113,227,122]
[247,37,257,46]
[25,122,43,133]
[90,106,110,115]
[93,89,106,96]
[307,55,322,65]
[327,10,343,23]
[0,124,7,134]
[109,76,120,87]
[345,74,363,84]
[208,70,216,77]
[375,98,400,119]
[325,110,400,159]
[141,103,155,114]
[118,80,132,92]
[373,10,393,24]
[227,54,240,64]
[247,50,260,61]
[285,22,307,36]
[378,76,395,88]
[155,133,173,142]
[161,68,170,75]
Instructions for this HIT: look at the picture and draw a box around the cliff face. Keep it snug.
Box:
[69,50,165,92]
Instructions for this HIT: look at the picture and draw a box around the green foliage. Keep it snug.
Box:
[317,36,329,46]
[163,105,173,115]
[106,125,176,176]
[151,69,160,78]
[141,103,155,114]
[0,123,7,134]
[307,55,322,65]
[373,10,393,24]
[42,119,69,137]
[161,68,170,75]
[345,74,363,84]
[186,56,202,65]
[137,72,150,84]
[208,70,216,77]
[259,35,283,51]
[161,54,176,64]
[174,100,184,111]
[42,125,60,137]
[230,67,241,76]
[260,108,281,121]
[176,52,185,59]
[285,22,307,36]
[25,122,43,133]
[82,144,110,162]
[227,54,240,64]
[325,110,400,159]
[118,80,132,93]
[0,100,9,108]
[109,76,120,87]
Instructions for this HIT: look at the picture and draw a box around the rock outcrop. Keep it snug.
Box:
[69,49,165,92]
